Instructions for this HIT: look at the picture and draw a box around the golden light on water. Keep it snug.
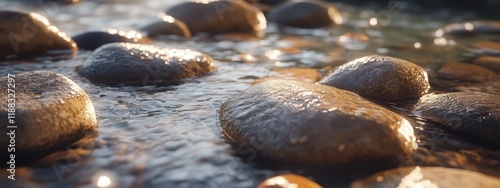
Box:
[97,176,112,187]
[107,29,143,42]
[464,22,474,31]
[397,119,418,150]
[414,42,421,49]
[265,50,282,60]
[258,174,322,188]
[397,167,439,188]
[369,17,378,26]
[329,8,343,24]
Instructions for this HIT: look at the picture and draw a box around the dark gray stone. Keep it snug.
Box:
[0,71,98,155]
[77,43,215,85]
[72,30,149,51]
[139,15,191,38]
[414,92,500,144]
[0,10,77,59]
[351,166,500,188]
[319,55,430,101]
[219,79,417,165]
[267,0,341,28]
[165,0,267,36]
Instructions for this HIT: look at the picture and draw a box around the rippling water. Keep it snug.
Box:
[0,0,499,187]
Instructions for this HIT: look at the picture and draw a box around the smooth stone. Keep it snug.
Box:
[267,0,342,28]
[72,30,149,51]
[166,0,267,36]
[414,92,500,144]
[258,174,322,188]
[435,21,500,37]
[138,14,191,38]
[351,166,500,188]
[473,56,500,73]
[472,41,500,56]
[220,79,417,165]
[0,10,77,59]
[260,0,289,6]
[438,62,497,82]
[319,55,430,101]
[0,71,98,155]
[77,43,215,85]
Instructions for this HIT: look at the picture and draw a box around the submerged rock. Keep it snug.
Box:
[267,0,342,28]
[78,43,215,85]
[435,21,500,37]
[258,174,322,188]
[473,56,500,73]
[166,0,266,36]
[438,62,497,82]
[0,10,77,59]
[138,14,191,38]
[414,92,500,144]
[0,71,98,155]
[72,29,149,51]
[319,55,430,101]
[351,166,500,188]
[220,80,417,165]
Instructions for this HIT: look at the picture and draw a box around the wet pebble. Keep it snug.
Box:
[472,41,500,56]
[435,21,500,36]
[252,67,319,84]
[438,62,497,82]
[268,0,341,28]
[72,29,149,51]
[77,43,215,85]
[351,166,500,188]
[414,92,500,144]
[165,0,266,36]
[258,174,322,188]
[0,71,98,155]
[219,79,417,165]
[473,56,500,73]
[0,10,77,59]
[138,14,191,38]
[319,55,430,101]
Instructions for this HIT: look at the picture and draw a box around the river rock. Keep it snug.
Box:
[435,21,500,37]
[319,55,430,101]
[472,41,500,56]
[165,0,267,36]
[473,56,500,73]
[0,10,77,59]
[438,62,497,82]
[258,174,322,188]
[414,92,500,144]
[138,15,191,38]
[77,43,215,85]
[0,71,98,155]
[351,166,500,188]
[219,79,417,165]
[72,30,149,51]
[267,0,342,28]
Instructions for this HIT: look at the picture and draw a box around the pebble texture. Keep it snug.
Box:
[0,71,98,155]
[351,166,500,188]
[166,0,267,36]
[0,10,77,59]
[414,92,500,144]
[220,79,417,165]
[319,55,430,101]
[77,43,215,85]
[267,0,342,28]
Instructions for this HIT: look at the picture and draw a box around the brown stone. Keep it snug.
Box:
[438,62,497,82]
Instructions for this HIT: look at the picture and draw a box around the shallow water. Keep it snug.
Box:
[0,0,500,187]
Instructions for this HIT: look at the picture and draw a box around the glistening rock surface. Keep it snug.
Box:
[165,0,267,36]
[219,80,417,165]
[77,43,215,85]
[72,30,149,51]
[319,55,430,101]
[414,92,500,144]
[138,15,191,38]
[351,166,500,188]
[0,71,98,155]
[0,10,77,59]
[267,0,342,28]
